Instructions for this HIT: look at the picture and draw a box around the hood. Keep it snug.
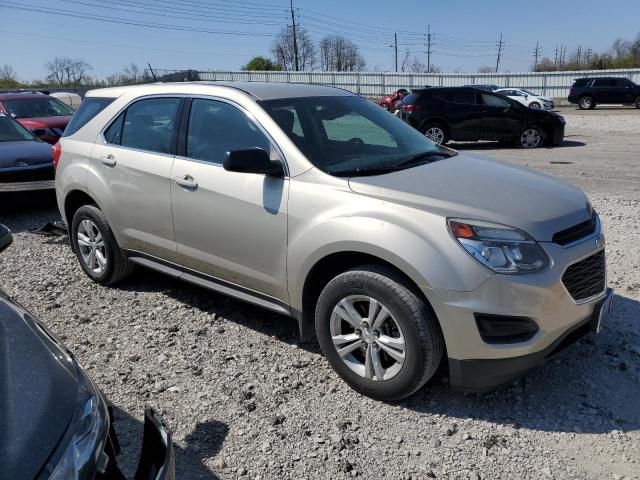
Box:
[0,141,53,169]
[348,153,591,241]
[17,115,71,130]
[0,290,78,480]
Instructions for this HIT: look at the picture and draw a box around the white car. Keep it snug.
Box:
[495,88,554,110]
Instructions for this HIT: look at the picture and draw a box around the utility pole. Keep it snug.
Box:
[290,0,299,71]
[586,47,592,65]
[495,33,503,73]
[394,33,398,72]
[554,46,559,69]
[576,45,582,66]
[426,24,433,72]
[533,41,541,71]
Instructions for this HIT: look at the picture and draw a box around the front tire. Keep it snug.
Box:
[519,126,544,148]
[578,96,595,110]
[71,205,133,285]
[315,266,444,401]
[529,102,541,109]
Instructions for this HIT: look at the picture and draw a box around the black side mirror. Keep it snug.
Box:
[223,148,284,177]
[0,224,13,254]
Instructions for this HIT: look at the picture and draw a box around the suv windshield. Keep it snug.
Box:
[3,97,74,118]
[0,115,38,142]
[261,96,454,177]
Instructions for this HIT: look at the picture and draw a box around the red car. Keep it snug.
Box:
[377,89,409,111]
[0,93,74,144]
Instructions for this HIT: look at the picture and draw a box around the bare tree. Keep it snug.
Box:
[45,57,92,86]
[319,35,366,72]
[271,26,317,71]
[123,63,142,83]
[0,64,17,82]
[477,65,495,73]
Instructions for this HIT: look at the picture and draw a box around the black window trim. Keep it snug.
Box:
[98,94,186,158]
[174,94,290,176]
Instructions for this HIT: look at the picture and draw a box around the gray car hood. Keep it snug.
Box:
[348,153,591,241]
[0,290,78,480]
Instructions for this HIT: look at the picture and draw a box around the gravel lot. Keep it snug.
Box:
[1,106,639,480]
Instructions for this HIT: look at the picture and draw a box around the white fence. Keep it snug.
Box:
[191,68,640,99]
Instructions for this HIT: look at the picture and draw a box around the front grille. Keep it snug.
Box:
[552,214,597,245]
[562,250,606,301]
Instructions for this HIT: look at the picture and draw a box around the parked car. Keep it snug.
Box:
[0,92,74,144]
[568,77,640,109]
[377,89,409,111]
[50,91,83,110]
[0,224,175,479]
[0,113,55,192]
[396,87,565,148]
[462,84,499,91]
[56,82,610,400]
[495,88,554,110]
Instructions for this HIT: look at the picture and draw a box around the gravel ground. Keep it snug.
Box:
[1,107,639,480]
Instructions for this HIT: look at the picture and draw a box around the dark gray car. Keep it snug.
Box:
[0,224,174,479]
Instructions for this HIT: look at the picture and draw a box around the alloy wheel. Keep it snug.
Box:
[579,97,592,109]
[330,295,406,381]
[529,102,541,109]
[77,219,107,274]
[520,128,542,148]
[424,127,445,144]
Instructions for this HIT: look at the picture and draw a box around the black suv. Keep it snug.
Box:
[568,77,640,110]
[396,87,565,148]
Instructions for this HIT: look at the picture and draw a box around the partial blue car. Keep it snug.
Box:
[0,113,55,192]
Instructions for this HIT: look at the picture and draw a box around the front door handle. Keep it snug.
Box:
[101,154,116,167]
[175,175,198,190]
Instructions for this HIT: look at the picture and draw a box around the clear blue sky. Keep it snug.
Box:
[1,0,638,81]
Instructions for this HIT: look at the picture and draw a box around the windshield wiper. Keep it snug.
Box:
[393,150,457,168]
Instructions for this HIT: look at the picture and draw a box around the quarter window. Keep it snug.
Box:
[186,99,270,165]
[107,97,181,154]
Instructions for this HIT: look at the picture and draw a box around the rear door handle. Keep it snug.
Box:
[175,175,198,190]
[101,154,116,167]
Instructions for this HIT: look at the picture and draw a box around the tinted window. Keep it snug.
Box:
[186,99,270,165]
[438,90,476,104]
[104,113,125,145]
[613,78,630,87]
[572,78,589,87]
[0,115,38,142]
[481,93,510,108]
[262,96,445,177]
[63,97,114,136]
[3,97,74,118]
[593,79,614,87]
[118,98,180,154]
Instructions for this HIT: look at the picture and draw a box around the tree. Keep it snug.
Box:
[400,48,425,73]
[45,57,92,86]
[0,64,19,87]
[477,65,495,73]
[318,35,366,72]
[242,56,282,71]
[123,63,142,83]
[271,26,317,71]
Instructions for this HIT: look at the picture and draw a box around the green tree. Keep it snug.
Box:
[241,56,282,71]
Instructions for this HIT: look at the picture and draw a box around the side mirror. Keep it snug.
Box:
[0,224,13,254]
[223,148,284,177]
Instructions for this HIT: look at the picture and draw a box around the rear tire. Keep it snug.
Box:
[529,102,541,109]
[71,205,133,285]
[578,96,595,110]
[635,96,640,109]
[421,123,449,145]
[315,265,444,401]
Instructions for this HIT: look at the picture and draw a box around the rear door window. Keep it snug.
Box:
[436,90,476,104]
[115,97,181,154]
[593,79,614,87]
[480,93,510,108]
[63,97,113,136]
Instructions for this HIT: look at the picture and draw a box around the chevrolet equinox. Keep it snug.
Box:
[55,82,612,400]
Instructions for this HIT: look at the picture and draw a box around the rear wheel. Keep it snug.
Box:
[315,266,444,400]
[422,123,448,145]
[529,102,541,109]
[519,126,544,148]
[635,96,640,109]
[71,205,133,285]
[579,96,595,110]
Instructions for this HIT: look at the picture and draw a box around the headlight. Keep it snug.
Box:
[48,360,109,480]
[448,219,549,274]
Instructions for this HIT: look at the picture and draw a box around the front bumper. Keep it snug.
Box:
[449,288,613,391]
[101,407,175,480]
[423,231,608,391]
[551,123,565,145]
